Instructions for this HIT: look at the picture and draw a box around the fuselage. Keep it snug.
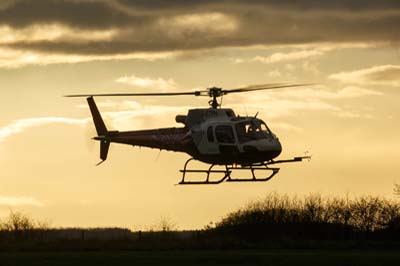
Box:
[102,108,282,165]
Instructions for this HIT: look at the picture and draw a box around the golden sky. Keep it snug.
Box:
[1,0,400,229]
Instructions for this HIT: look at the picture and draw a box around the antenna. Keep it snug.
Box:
[242,104,248,116]
[155,149,162,161]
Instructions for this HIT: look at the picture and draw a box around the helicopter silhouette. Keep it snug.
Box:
[66,83,311,185]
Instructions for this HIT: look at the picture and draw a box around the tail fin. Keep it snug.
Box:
[87,96,107,136]
[96,140,110,165]
[87,96,110,165]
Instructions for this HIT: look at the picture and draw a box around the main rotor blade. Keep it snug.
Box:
[224,83,316,94]
[64,83,316,98]
[65,91,204,97]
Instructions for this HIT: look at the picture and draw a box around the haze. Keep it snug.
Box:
[1,0,400,229]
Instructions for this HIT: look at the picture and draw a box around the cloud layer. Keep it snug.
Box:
[0,117,87,144]
[116,75,178,92]
[0,0,399,62]
[253,49,325,64]
[330,65,400,86]
[0,195,43,207]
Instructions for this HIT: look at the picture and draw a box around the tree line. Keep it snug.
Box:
[214,193,400,242]
[0,193,399,249]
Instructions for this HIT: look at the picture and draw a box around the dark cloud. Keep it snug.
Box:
[0,0,149,29]
[1,0,400,55]
[110,0,400,11]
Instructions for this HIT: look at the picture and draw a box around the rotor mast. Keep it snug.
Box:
[208,87,223,109]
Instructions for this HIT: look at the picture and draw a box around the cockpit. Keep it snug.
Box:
[208,118,273,145]
[235,119,272,143]
[200,117,281,160]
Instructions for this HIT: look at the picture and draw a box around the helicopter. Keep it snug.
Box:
[66,83,312,185]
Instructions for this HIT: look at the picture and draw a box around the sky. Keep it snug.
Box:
[1,0,400,229]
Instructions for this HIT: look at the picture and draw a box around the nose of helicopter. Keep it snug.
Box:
[274,138,282,157]
[258,138,282,158]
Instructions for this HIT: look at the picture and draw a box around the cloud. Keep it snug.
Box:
[81,84,382,130]
[228,84,382,120]
[230,95,341,119]
[285,64,296,71]
[76,99,194,130]
[115,75,178,91]
[79,97,338,131]
[272,86,383,99]
[0,0,137,29]
[0,117,87,143]
[301,60,320,75]
[0,0,399,66]
[0,85,380,144]
[253,49,325,64]
[0,24,116,44]
[329,65,400,86]
[1,100,191,145]
[232,96,375,121]
[117,0,400,11]
[0,47,176,68]
[101,102,191,130]
[233,43,371,66]
[334,86,383,97]
[267,70,282,78]
[0,196,43,207]
[159,12,238,38]
[269,122,303,132]
[77,100,143,110]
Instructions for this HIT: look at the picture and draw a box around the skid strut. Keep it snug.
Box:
[179,158,279,185]
[178,155,311,185]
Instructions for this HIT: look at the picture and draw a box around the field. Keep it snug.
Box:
[1,250,400,266]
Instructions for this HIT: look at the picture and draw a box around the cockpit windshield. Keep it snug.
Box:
[235,119,271,143]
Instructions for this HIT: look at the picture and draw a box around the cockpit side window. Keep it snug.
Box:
[236,120,269,143]
[207,126,214,142]
[260,122,271,134]
[215,125,235,144]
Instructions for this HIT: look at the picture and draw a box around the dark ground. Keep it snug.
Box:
[1,250,400,266]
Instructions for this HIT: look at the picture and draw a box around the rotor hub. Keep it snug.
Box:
[207,87,223,109]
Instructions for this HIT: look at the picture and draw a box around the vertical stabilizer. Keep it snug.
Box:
[87,96,110,165]
[87,96,107,136]
[96,140,110,165]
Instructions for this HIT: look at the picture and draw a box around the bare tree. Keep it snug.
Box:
[0,211,35,232]
[36,218,52,230]
[147,216,177,232]
[394,183,400,197]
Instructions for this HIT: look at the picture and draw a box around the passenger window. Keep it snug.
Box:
[207,126,214,142]
[215,125,235,144]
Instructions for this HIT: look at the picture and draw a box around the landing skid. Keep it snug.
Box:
[178,155,310,185]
